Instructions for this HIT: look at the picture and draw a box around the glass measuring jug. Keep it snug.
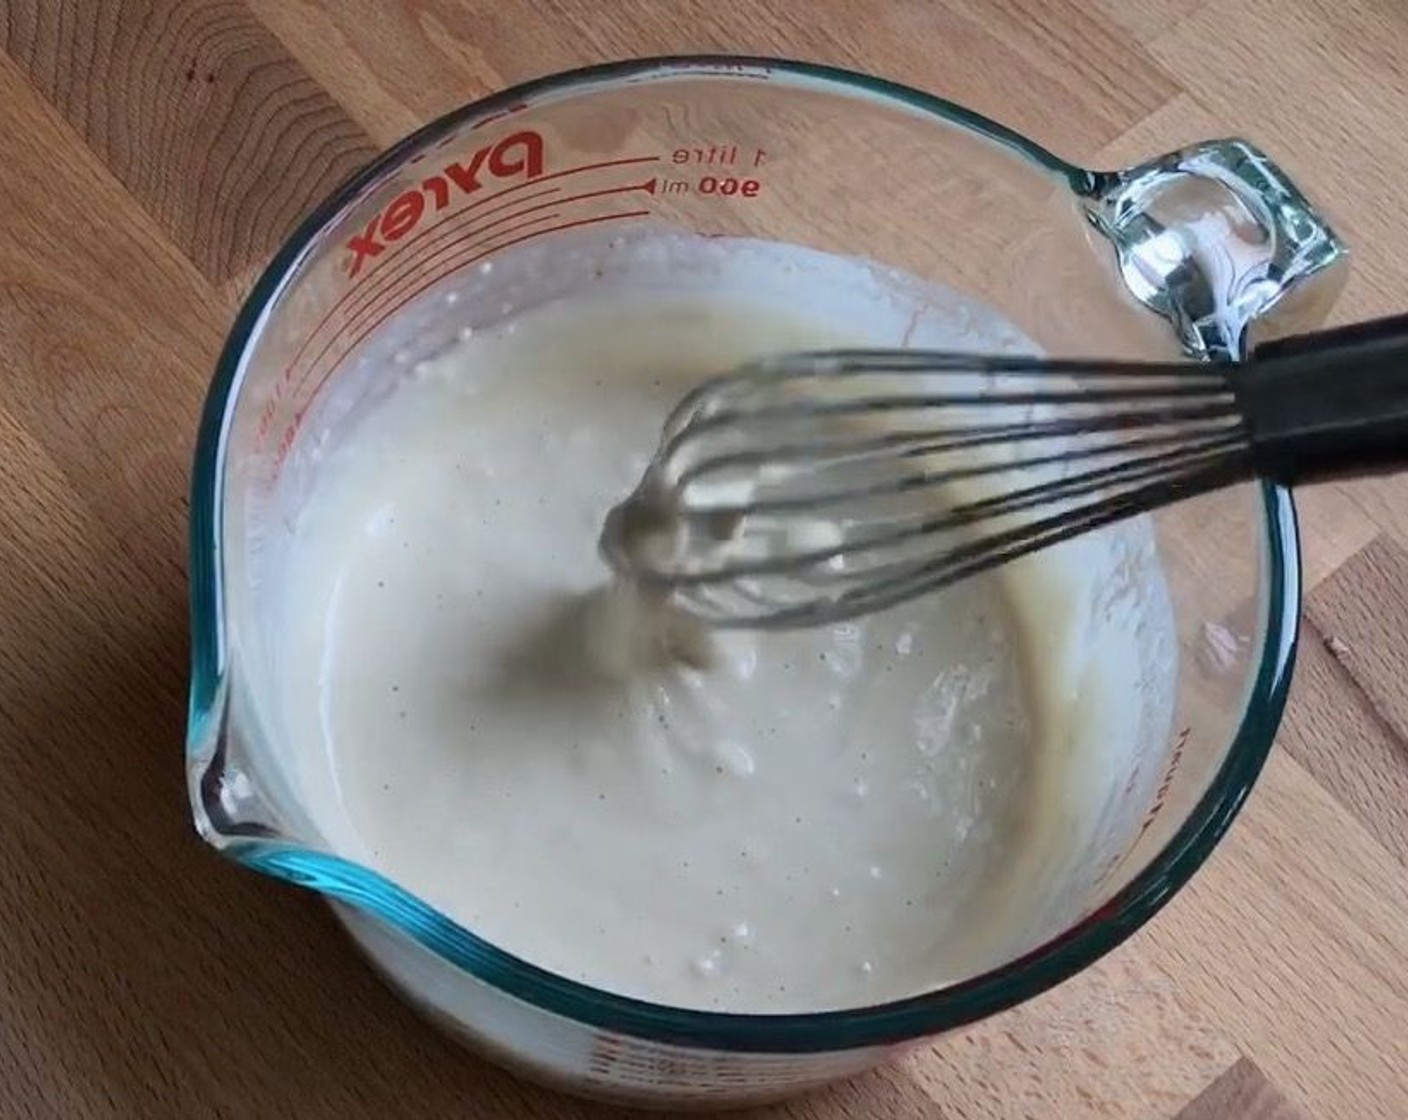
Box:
[188,57,1345,1109]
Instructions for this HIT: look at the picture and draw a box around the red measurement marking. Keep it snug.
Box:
[1133,725,1191,844]
[293,208,565,406]
[329,179,652,352]
[276,185,561,408]
[279,209,651,456]
[294,180,652,401]
[347,131,547,277]
[349,154,661,284]
[269,155,662,420]
[337,180,656,357]
[696,175,760,197]
[323,184,563,340]
[470,102,528,130]
[669,143,757,166]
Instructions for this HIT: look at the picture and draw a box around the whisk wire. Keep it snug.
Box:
[718,457,1252,628]
[601,322,1408,629]
[673,403,1241,488]
[673,423,1247,520]
[644,432,1250,591]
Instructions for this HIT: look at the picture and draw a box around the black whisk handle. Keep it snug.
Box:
[1236,313,1408,485]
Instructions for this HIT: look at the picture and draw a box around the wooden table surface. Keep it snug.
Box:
[3,2,1408,1117]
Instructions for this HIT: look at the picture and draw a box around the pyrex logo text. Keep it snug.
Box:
[344,130,546,277]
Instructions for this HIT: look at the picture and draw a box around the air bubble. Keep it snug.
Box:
[712,740,755,777]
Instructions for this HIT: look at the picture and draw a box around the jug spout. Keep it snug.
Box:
[188,675,296,847]
[1082,138,1347,360]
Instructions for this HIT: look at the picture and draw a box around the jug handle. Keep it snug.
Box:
[1080,138,1348,361]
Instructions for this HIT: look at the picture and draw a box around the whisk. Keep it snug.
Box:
[598,313,1408,629]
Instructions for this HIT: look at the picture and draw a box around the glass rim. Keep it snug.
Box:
[188,54,1298,1053]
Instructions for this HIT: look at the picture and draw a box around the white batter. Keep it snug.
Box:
[272,237,1176,1013]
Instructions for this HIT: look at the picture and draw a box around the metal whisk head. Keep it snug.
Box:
[598,349,1256,629]
[600,312,1408,629]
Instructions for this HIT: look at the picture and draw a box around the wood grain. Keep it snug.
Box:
[1139,749,1408,1119]
[1307,536,1408,744]
[1280,615,1408,868]
[0,0,376,283]
[1,1,1407,1118]
[904,945,1240,1118]
[251,0,1178,154]
[1174,1058,1309,1120]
